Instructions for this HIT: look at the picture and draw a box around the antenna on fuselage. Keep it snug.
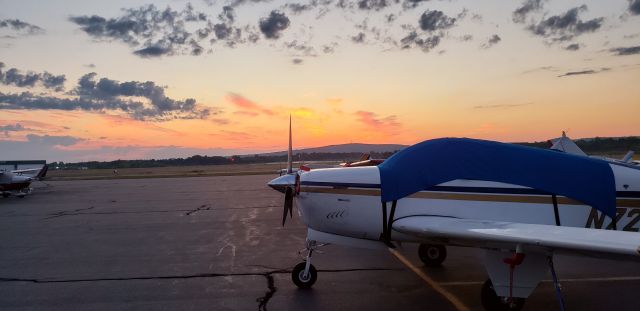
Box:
[286,115,293,174]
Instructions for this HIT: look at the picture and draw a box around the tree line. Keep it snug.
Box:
[49,136,639,170]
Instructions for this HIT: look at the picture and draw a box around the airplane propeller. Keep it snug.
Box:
[281,173,300,226]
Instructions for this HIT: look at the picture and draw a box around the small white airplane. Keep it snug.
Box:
[268,130,639,310]
[0,164,48,198]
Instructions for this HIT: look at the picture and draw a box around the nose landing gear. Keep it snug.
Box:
[291,240,320,289]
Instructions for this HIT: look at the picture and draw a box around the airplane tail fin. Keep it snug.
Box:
[36,164,49,180]
[286,115,293,174]
[359,153,371,161]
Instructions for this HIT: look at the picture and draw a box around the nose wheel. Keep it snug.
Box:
[292,262,317,289]
[418,243,447,267]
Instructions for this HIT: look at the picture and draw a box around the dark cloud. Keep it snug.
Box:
[0,63,66,91]
[527,5,603,42]
[400,31,440,52]
[259,11,290,39]
[459,34,473,42]
[284,40,318,56]
[419,10,456,32]
[512,0,543,23]
[402,0,429,10]
[285,3,314,14]
[481,34,501,48]
[386,14,397,23]
[228,0,274,8]
[0,19,44,35]
[0,123,27,136]
[134,46,172,57]
[322,44,336,54]
[357,0,390,11]
[352,32,366,43]
[218,6,235,23]
[292,58,304,64]
[0,73,211,121]
[557,67,610,77]
[610,45,640,55]
[630,0,640,15]
[564,43,580,51]
[69,4,211,57]
[26,134,81,146]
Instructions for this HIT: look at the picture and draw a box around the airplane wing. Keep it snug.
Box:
[393,216,640,260]
[11,168,41,174]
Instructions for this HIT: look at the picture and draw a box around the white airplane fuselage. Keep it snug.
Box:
[294,164,640,246]
[0,172,33,193]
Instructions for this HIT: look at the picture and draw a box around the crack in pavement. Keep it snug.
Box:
[0,267,401,311]
[0,268,399,284]
[257,272,278,311]
[43,206,96,220]
[0,205,281,220]
[185,204,213,216]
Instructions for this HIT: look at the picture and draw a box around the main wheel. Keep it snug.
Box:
[480,279,525,311]
[2,193,9,198]
[292,262,317,289]
[418,244,447,266]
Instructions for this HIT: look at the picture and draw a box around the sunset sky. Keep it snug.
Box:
[1,0,639,162]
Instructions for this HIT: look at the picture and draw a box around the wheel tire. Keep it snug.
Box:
[480,279,525,311]
[2,193,9,198]
[292,262,317,289]
[418,244,447,267]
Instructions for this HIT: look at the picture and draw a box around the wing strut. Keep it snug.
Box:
[380,200,398,248]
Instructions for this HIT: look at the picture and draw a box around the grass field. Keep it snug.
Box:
[44,152,636,181]
[46,162,342,181]
[46,163,286,181]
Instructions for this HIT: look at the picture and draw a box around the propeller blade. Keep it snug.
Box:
[283,187,293,226]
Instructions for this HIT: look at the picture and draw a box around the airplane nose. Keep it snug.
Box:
[267,174,296,193]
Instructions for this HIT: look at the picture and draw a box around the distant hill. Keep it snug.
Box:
[52,136,638,169]
[253,143,407,157]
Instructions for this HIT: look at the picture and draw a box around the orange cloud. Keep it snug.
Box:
[234,111,259,117]
[227,92,275,116]
[355,111,401,133]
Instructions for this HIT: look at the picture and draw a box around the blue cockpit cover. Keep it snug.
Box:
[378,138,617,218]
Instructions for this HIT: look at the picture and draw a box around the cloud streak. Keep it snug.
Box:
[0,19,44,35]
[557,68,610,77]
[227,92,274,116]
[355,110,401,133]
[610,46,640,56]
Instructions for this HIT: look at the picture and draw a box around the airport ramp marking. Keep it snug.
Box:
[388,248,469,311]
[440,276,640,286]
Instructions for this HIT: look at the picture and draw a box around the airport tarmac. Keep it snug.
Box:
[1,175,639,311]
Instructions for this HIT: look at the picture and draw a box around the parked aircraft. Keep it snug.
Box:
[268,137,639,311]
[0,164,48,198]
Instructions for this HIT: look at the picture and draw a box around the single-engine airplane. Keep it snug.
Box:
[267,136,639,311]
[0,164,48,198]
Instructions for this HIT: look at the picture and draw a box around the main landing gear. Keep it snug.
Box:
[291,240,319,289]
[418,243,447,267]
